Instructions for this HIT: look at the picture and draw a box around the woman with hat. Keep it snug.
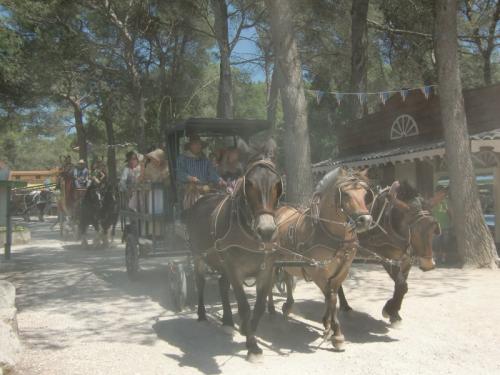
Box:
[119,150,142,210]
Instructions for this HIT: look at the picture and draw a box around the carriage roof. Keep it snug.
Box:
[167,118,270,138]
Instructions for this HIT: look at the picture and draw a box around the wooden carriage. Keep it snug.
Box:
[120,118,271,310]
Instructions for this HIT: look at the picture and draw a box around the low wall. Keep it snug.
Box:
[0,228,31,247]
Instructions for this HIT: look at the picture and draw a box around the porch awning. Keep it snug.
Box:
[313,129,500,174]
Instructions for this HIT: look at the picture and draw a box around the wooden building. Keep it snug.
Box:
[9,169,58,186]
[312,83,500,242]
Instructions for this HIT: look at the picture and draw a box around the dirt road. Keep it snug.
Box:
[1,219,499,374]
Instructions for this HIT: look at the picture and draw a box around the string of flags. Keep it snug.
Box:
[307,85,436,106]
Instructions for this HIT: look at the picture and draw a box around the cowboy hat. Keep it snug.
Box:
[78,159,85,164]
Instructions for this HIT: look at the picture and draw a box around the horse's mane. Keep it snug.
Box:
[315,167,368,195]
[392,180,426,211]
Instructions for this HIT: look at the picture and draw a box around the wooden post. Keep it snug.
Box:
[5,184,11,260]
[494,166,500,245]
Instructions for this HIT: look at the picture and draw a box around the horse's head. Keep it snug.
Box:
[237,139,282,242]
[314,167,373,234]
[388,181,439,271]
[84,181,103,210]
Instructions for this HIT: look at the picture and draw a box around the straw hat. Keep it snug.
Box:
[145,149,166,164]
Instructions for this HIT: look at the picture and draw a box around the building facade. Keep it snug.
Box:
[313,83,500,242]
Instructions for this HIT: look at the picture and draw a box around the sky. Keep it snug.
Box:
[231,27,266,83]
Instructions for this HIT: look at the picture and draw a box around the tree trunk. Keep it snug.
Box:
[435,0,498,268]
[71,101,87,163]
[102,100,117,184]
[266,0,313,205]
[483,51,492,86]
[211,0,234,119]
[267,64,280,130]
[350,0,369,119]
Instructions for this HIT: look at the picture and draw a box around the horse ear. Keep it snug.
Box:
[236,138,252,163]
[338,167,347,177]
[262,138,277,160]
[359,168,369,178]
[388,180,400,200]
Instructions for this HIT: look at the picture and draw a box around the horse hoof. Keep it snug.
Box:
[221,325,235,336]
[246,351,263,363]
[390,318,403,329]
[382,307,390,319]
[332,336,346,352]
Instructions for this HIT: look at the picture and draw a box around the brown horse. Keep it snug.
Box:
[185,139,283,361]
[338,180,439,326]
[270,167,373,351]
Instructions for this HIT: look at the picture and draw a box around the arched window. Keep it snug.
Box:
[390,114,419,140]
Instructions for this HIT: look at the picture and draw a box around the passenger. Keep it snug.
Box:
[176,135,225,209]
[74,160,90,188]
[216,147,243,194]
[119,151,142,210]
[141,148,169,184]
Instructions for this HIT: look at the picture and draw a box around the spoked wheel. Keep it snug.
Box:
[275,267,296,296]
[167,262,192,312]
[125,233,140,279]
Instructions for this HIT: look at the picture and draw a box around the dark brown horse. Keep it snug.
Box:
[185,139,283,361]
[338,180,439,326]
[270,167,373,351]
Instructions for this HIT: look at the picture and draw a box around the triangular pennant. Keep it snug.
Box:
[420,86,432,99]
[400,89,409,102]
[379,92,390,105]
[335,93,344,106]
[357,93,367,104]
[315,90,324,105]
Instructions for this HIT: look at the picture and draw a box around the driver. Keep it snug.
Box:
[176,135,225,209]
[176,135,224,186]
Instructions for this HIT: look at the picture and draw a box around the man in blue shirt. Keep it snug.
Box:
[176,135,224,185]
[176,135,224,209]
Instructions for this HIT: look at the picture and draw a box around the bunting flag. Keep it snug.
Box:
[400,89,409,102]
[420,85,432,99]
[306,84,437,108]
[335,93,344,105]
[357,93,367,105]
[379,92,390,105]
[315,90,324,105]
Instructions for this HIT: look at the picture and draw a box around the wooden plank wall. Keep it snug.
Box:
[338,84,500,157]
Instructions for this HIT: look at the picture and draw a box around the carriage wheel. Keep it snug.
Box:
[125,234,140,279]
[167,262,188,311]
[275,267,296,296]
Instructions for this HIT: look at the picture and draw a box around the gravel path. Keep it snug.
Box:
[1,219,499,375]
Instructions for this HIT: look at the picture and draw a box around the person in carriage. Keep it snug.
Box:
[119,150,142,211]
[74,159,90,188]
[176,134,225,210]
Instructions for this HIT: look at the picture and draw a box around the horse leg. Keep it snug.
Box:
[194,257,207,322]
[323,281,345,351]
[249,265,274,337]
[80,221,88,248]
[338,284,353,312]
[382,260,411,327]
[267,271,276,315]
[282,272,295,318]
[218,273,234,328]
[224,266,253,353]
